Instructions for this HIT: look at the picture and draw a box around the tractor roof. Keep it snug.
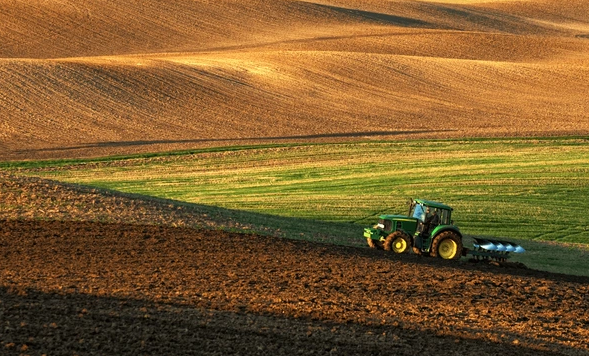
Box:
[414,198,453,211]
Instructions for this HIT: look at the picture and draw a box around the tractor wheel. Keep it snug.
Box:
[384,231,411,254]
[430,231,463,260]
[367,237,383,250]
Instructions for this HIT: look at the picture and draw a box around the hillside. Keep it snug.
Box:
[1,0,589,160]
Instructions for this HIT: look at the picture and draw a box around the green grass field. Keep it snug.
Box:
[5,137,589,275]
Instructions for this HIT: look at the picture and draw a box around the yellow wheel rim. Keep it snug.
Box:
[392,237,408,253]
[439,239,458,259]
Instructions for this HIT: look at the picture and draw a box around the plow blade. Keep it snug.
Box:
[474,239,499,251]
[469,238,525,261]
[473,238,525,253]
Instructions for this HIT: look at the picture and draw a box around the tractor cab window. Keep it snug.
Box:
[423,207,441,233]
[377,219,392,231]
[439,209,451,225]
[423,207,451,226]
[410,203,425,221]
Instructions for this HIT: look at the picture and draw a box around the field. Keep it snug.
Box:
[9,138,589,241]
[2,0,589,355]
[2,219,589,355]
[3,137,589,277]
[1,0,589,160]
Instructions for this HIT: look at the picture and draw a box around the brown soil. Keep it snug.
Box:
[2,219,589,356]
[1,0,589,161]
[0,171,260,235]
[1,173,589,355]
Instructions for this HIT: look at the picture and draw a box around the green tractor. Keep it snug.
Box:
[364,198,525,260]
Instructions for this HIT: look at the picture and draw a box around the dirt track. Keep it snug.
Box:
[2,220,588,355]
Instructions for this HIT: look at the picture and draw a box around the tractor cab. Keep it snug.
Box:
[409,199,453,237]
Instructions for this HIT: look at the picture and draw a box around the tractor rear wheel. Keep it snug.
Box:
[384,231,411,254]
[430,231,463,260]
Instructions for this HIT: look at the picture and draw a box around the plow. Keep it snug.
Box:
[468,237,525,262]
[364,199,525,261]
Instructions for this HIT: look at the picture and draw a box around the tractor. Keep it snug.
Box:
[364,198,524,260]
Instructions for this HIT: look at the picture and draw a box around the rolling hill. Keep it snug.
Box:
[1,0,588,160]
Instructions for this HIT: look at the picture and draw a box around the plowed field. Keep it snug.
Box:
[2,220,589,355]
[2,0,589,160]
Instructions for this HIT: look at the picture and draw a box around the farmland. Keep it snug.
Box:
[3,137,589,276]
[2,219,589,356]
[2,0,589,354]
[9,138,589,241]
[1,0,589,161]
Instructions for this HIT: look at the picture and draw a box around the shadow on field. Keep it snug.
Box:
[419,3,556,35]
[304,3,431,28]
[0,169,585,284]
[16,129,454,154]
[0,286,565,356]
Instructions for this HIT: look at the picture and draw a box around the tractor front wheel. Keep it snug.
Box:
[367,237,383,249]
[430,231,463,260]
[384,231,411,254]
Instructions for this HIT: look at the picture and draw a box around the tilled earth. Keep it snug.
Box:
[3,1,589,161]
[1,220,588,355]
